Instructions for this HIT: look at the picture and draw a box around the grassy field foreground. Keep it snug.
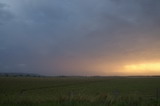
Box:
[0,77,160,106]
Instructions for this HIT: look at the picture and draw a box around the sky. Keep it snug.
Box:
[0,0,160,76]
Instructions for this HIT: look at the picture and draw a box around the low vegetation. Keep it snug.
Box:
[0,77,160,106]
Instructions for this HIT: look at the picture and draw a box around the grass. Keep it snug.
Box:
[0,77,160,106]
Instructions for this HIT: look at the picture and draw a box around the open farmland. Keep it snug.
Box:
[0,77,160,106]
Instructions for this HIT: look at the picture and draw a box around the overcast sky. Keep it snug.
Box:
[0,0,160,76]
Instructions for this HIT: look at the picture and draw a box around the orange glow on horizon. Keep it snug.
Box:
[124,63,160,74]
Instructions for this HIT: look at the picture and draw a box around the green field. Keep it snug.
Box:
[0,77,160,106]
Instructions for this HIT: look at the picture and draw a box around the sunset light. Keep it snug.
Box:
[124,63,160,72]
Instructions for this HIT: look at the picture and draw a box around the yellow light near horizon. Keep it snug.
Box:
[124,63,160,71]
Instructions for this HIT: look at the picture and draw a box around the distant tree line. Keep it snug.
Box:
[0,73,42,77]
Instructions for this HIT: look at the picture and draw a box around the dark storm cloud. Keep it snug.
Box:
[0,3,13,25]
[0,0,160,75]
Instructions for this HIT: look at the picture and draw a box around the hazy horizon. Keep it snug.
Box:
[0,0,160,76]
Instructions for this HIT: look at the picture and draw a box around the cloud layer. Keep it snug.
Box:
[0,0,160,75]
